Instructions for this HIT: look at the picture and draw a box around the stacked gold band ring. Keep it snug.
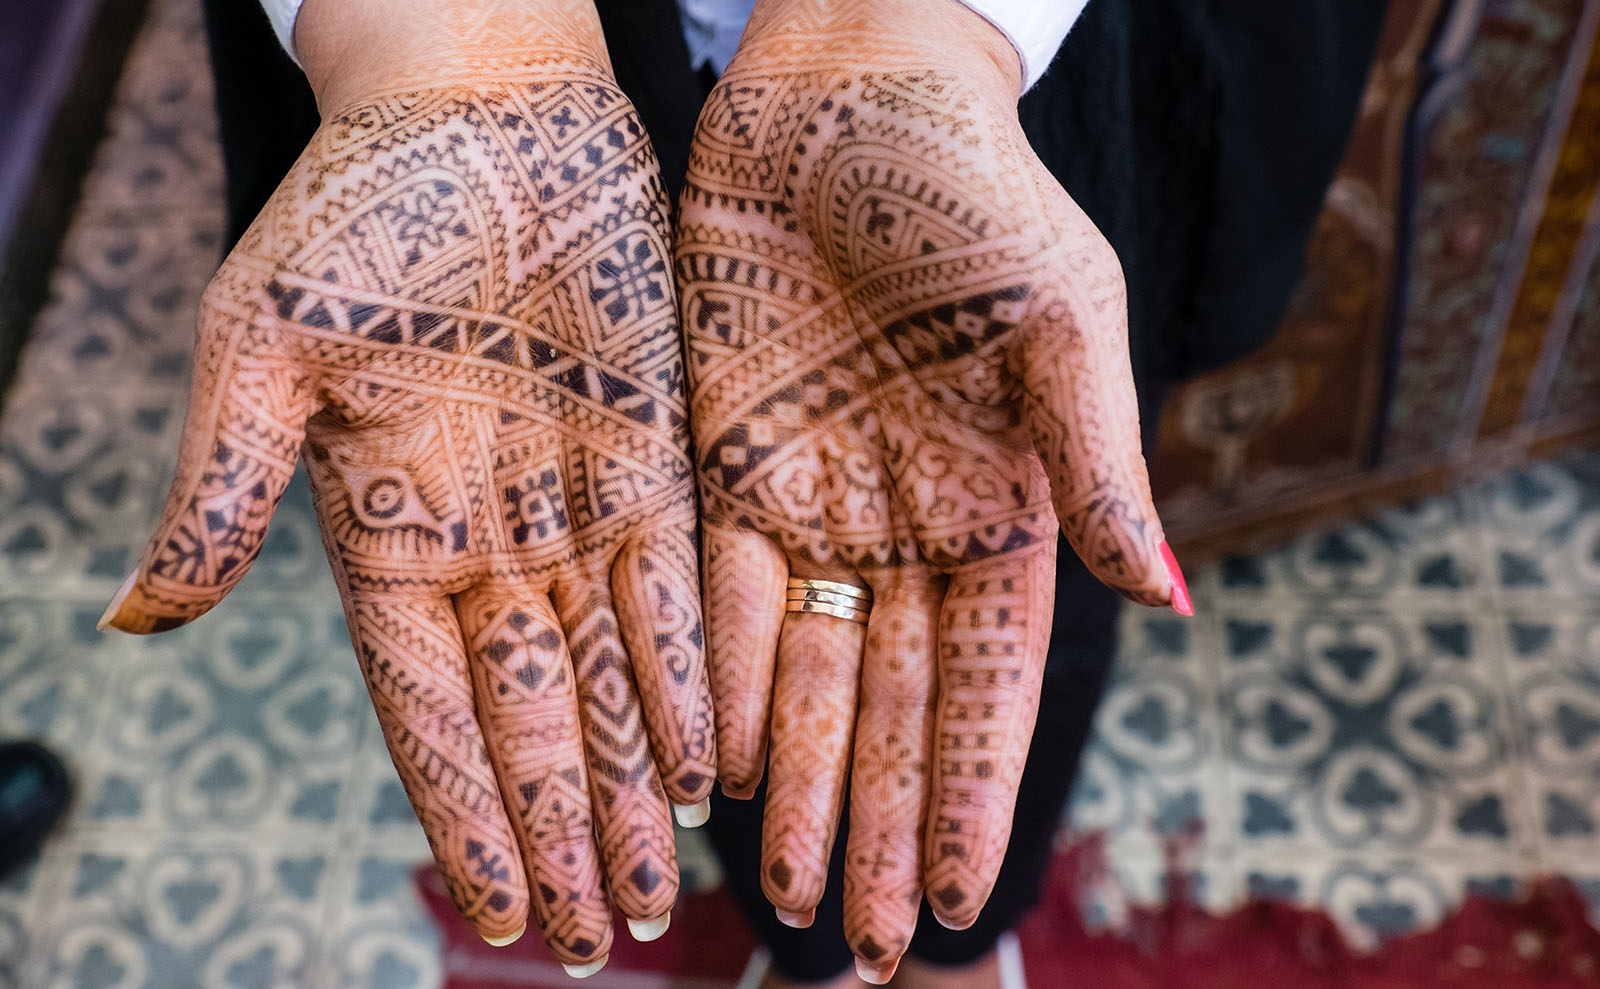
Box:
[785,577,872,624]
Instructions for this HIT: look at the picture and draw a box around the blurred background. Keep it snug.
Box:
[0,0,1597,986]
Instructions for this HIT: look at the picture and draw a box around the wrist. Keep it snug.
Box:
[296,0,612,114]
[737,0,1022,101]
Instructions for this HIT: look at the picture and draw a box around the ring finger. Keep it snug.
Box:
[760,572,871,926]
[841,571,942,983]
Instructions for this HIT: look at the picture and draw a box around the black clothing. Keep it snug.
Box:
[200,0,315,251]
[1027,0,1388,382]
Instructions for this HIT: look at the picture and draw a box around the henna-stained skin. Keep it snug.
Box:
[99,0,714,972]
[676,0,1183,980]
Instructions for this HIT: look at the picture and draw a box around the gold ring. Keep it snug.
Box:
[784,577,871,623]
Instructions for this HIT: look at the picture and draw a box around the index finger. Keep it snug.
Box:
[1018,183,1188,614]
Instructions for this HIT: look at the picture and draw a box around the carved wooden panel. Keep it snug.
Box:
[1153,0,1600,556]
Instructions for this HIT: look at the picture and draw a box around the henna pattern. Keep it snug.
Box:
[677,0,1175,978]
[103,21,714,969]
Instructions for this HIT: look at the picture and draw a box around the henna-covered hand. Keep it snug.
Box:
[100,1,714,974]
[677,0,1189,980]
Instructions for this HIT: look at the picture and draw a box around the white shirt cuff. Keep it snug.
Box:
[259,0,305,66]
[955,0,1087,90]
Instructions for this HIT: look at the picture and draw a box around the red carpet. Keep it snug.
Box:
[418,840,1600,988]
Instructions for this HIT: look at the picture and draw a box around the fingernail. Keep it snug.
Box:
[855,957,899,984]
[721,780,757,800]
[482,923,525,947]
[672,799,710,828]
[1160,540,1193,617]
[628,912,670,942]
[96,569,140,633]
[562,954,608,979]
[775,907,814,929]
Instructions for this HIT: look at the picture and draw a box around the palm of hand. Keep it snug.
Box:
[107,72,713,964]
[678,64,1168,968]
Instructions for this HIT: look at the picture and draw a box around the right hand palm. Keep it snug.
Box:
[104,65,714,966]
[676,22,1175,975]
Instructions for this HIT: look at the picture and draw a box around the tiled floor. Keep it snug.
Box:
[1069,477,1600,950]
[2,0,1598,985]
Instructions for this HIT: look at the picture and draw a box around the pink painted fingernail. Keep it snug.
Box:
[1160,540,1193,617]
[775,907,814,929]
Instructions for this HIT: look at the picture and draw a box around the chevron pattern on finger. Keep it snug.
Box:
[559,591,679,919]
[700,528,785,792]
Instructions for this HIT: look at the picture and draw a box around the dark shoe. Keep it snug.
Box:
[0,740,71,880]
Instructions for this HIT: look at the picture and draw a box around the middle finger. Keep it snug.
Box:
[455,586,613,968]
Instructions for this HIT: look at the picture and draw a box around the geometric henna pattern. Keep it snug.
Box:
[761,611,867,920]
[102,25,714,971]
[922,550,1054,929]
[677,0,1172,979]
[840,575,941,965]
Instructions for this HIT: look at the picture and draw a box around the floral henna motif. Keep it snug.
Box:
[677,0,1175,977]
[104,61,714,967]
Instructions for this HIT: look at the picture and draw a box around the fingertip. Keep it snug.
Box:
[720,778,758,801]
[662,761,718,809]
[482,923,526,948]
[775,907,814,929]
[627,911,670,942]
[932,911,976,932]
[855,957,899,985]
[672,799,709,829]
[562,954,609,979]
[96,570,140,633]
